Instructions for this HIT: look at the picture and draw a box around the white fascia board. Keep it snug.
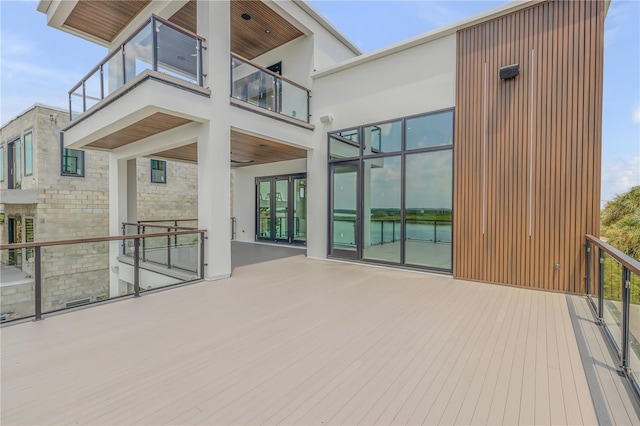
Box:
[312,0,546,79]
[291,0,362,56]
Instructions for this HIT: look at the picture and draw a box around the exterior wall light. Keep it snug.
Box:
[499,63,519,80]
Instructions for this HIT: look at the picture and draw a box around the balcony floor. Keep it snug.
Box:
[1,256,639,425]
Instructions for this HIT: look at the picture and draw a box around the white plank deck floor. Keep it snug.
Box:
[1,255,638,425]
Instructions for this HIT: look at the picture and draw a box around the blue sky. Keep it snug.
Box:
[1,0,638,205]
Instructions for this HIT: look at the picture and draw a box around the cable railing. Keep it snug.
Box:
[69,15,205,119]
[231,53,310,123]
[0,229,206,324]
[585,234,640,397]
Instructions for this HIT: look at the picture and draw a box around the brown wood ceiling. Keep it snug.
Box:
[151,130,307,167]
[87,113,192,150]
[231,0,304,59]
[168,0,197,34]
[64,0,151,43]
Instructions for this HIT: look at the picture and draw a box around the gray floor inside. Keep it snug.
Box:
[232,241,305,270]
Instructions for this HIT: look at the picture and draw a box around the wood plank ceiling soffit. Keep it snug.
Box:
[64,0,151,43]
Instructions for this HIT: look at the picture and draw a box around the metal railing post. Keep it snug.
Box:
[134,238,140,297]
[174,221,178,246]
[151,16,158,72]
[99,64,104,100]
[167,228,172,268]
[142,225,147,261]
[598,249,605,322]
[68,93,73,120]
[34,246,42,321]
[197,39,204,86]
[122,223,126,255]
[82,81,87,113]
[200,232,206,280]
[585,241,592,295]
[121,45,126,85]
[622,267,631,374]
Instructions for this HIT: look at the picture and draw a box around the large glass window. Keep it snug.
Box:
[62,149,85,177]
[363,156,401,263]
[405,151,453,269]
[23,131,33,176]
[406,110,454,150]
[328,109,454,272]
[150,159,166,183]
[0,145,4,182]
[329,129,359,160]
[8,139,21,189]
[364,121,401,154]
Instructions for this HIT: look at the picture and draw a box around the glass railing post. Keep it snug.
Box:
[200,232,206,279]
[598,248,605,323]
[151,16,158,72]
[34,246,42,321]
[133,238,140,297]
[68,93,72,120]
[307,90,311,123]
[99,64,105,100]
[82,81,87,113]
[142,226,146,261]
[197,39,203,86]
[121,45,127,85]
[585,241,591,295]
[121,223,126,255]
[167,228,172,269]
[622,266,631,374]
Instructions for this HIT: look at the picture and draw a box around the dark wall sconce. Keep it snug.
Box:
[499,63,519,80]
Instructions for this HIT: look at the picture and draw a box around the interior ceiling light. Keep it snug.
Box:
[265,29,271,34]
[241,13,251,20]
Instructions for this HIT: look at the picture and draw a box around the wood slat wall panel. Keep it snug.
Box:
[453,0,605,293]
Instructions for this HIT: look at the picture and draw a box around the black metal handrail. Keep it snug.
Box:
[585,234,640,397]
[69,14,205,119]
[0,229,206,323]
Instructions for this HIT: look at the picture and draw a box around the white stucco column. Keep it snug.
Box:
[108,154,130,297]
[306,138,328,259]
[196,0,232,280]
[126,159,137,223]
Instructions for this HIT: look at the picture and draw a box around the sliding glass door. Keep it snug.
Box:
[256,174,306,245]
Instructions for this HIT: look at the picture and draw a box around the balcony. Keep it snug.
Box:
[69,15,205,120]
[2,249,639,424]
[231,53,311,126]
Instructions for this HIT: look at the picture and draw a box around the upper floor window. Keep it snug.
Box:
[62,149,85,177]
[8,138,21,189]
[0,145,4,182]
[151,159,166,184]
[23,131,33,176]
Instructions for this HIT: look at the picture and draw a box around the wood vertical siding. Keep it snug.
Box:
[453,0,605,293]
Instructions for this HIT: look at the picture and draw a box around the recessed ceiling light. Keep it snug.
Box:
[265,29,271,34]
[241,13,251,20]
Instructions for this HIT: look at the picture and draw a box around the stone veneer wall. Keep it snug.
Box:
[1,105,198,321]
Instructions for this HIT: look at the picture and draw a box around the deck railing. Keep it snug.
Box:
[585,234,640,397]
[69,15,205,119]
[122,221,199,272]
[231,53,310,123]
[0,229,206,324]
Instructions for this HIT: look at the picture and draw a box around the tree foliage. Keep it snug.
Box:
[601,185,640,261]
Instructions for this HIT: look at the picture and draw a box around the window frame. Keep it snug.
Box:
[23,130,33,176]
[0,144,4,182]
[59,133,85,178]
[150,159,167,184]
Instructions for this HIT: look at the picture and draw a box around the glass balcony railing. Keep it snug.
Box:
[231,53,310,123]
[69,15,205,120]
[585,235,640,398]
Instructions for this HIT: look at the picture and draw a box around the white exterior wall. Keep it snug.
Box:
[232,159,307,243]
[306,34,457,259]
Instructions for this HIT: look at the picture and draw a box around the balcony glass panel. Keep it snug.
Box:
[156,21,199,84]
[41,241,114,314]
[630,272,640,386]
[231,55,309,122]
[84,67,102,111]
[103,52,123,97]
[1,248,36,322]
[69,16,204,120]
[124,21,153,83]
[602,252,623,352]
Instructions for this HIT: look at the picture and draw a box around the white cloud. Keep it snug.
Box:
[633,104,640,125]
[601,155,640,206]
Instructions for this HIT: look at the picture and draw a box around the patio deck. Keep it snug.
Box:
[1,255,638,425]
